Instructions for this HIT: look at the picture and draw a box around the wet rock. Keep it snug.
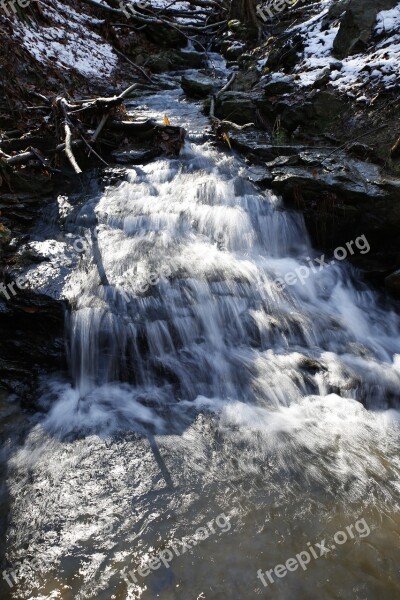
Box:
[264,150,400,262]
[245,164,273,185]
[215,91,257,125]
[0,191,52,229]
[181,74,217,98]
[101,167,128,188]
[229,130,311,161]
[111,147,159,164]
[176,50,207,69]
[269,152,387,202]
[333,0,399,59]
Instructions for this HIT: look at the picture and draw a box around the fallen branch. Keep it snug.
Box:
[59,98,82,174]
[90,83,142,142]
[215,72,236,99]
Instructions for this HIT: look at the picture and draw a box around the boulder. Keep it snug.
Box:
[181,74,217,98]
[146,50,206,73]
[231,70,260,92]
[215,91,257,125]
[333,0,399,58]
[224,42,246,60]
[145,22,186,47]
[263,74,295,96]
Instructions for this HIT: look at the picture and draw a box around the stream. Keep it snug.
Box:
[2,57,400,600]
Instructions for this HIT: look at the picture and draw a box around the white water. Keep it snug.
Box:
[3,77,400,600]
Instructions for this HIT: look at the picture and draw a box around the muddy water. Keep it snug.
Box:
[2,60,400,600]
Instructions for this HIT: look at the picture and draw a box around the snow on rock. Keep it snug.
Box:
[13,0,117,78]
[375,4,400,34]
[290,0,400,96]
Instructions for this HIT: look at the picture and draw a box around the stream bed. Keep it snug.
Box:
[2,60,400,600]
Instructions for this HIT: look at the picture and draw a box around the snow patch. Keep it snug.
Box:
[291,0,400,94]
[13,0,117,78]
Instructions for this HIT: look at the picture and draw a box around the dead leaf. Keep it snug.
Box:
[222,132,231,149]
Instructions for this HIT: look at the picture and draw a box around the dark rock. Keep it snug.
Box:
[263,74,295,96]
[0,289,66,403]
[347,142,376,161]
[333,0,399,58]
[215,91,257,125]
[224,43,246,60]
[231,70,260,92]
[269,153,387,202]
[245,164,273,185]
[238,53,255,66]
[145,22,186,48]
[254,95,312,134]
[181,74,216,98]
[329,61,343,71]
[266,35,304,71]
[146,50,206,72]
[176,50,208,69]
[313,68,331,89]
[313,91,345,121]
[385,269,400,297]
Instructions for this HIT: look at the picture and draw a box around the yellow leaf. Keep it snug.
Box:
[163,115,171,125]
[222,132,231,149]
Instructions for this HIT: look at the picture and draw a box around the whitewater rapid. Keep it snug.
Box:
[3,68,400,600]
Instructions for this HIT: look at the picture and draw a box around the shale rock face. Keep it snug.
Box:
[333,0,399,58]
[0,291,66,403]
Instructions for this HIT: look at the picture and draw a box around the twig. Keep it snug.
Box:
[216,73,236,99]
[79,133,109,166]
[113,48,155,83]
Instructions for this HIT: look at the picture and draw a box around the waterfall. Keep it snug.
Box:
[6,78,400,600]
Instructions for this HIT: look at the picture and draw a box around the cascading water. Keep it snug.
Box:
[3,66,400,600]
